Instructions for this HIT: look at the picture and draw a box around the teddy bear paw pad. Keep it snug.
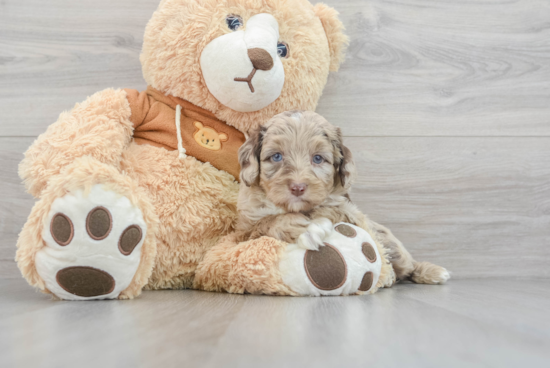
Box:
[279,223,382,296]
[304,243,347,290]
[36,184,146,300]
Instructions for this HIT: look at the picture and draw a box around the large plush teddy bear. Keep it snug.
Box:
[16,0,447,300]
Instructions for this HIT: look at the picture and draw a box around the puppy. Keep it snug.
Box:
[236,110,450,285]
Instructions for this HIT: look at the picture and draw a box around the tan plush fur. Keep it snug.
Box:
[194,233,296,295]
[141,0,347,133]
[120,142,240,290]
[313,3,349,72]
[16,0,387,298]
[19,88,134,198]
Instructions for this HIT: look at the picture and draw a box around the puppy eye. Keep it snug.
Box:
[312,155,324,164]
[277,42,289,58]
[271,153,283,162]
[226,15,243,31]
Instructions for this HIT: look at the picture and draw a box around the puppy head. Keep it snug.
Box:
[238,110,356,212]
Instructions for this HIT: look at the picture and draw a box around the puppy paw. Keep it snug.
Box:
[297,218,333,250]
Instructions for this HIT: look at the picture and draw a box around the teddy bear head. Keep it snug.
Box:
[140,0,348,132]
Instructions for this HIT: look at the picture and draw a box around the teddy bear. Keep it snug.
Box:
[15,0,448,300]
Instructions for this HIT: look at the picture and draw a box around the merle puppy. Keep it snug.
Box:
[236,110,450,286]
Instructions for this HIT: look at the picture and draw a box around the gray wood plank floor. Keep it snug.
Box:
[1,277,549,368]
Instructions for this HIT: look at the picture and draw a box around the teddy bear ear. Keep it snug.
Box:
[194,121,204,129]
[218,133,228,142]
[313,3,350,72]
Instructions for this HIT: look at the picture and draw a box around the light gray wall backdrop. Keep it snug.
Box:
[1,0,549,279]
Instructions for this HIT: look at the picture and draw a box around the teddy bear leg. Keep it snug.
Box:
[16,156,159,300]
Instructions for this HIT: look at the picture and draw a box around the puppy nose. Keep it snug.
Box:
[248,48,274,71]
[289,183,307,197]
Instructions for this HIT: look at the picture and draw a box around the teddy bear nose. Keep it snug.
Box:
[289,183,307,197]
[248,48,274,71]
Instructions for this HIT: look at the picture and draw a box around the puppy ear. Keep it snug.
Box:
[314,3,349,72]
[238,126,264,186]
[329,126,356,190]
[338,143,357,190]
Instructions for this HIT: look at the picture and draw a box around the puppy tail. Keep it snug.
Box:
[410,261,451,285]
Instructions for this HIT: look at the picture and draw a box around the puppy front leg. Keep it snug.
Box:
[249,213,311,244]
[296,218,333,250]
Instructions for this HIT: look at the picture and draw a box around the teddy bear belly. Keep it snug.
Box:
[121,142,240,289]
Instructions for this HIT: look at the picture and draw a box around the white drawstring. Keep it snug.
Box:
[175,105,186,159]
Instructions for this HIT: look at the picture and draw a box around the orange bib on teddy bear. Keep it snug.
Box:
[124,86,245,181]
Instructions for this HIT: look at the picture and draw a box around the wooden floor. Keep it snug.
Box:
[1,277,549,368]
[1,0,550,366]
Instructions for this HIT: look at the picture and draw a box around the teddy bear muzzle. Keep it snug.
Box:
[200,13,285,113]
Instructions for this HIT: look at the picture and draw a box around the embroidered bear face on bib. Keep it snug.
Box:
[193,122,228,151]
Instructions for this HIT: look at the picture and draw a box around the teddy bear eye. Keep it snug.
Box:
[277,42,289,58]
[226,15,243,31]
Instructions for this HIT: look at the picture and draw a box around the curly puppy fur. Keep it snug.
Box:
[236,111,450,285]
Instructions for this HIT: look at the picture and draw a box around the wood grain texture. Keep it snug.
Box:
[316,0,550,136]
[1,0,550,136]
[1,278,549,368]
[347,136,550,278]
[0,137,35,278]
[0,0,153,136]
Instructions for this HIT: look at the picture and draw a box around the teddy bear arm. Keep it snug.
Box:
[19,88,136,198]
[194,233,297,296]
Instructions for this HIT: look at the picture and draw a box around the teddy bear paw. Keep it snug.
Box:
[36,184,147,300]
[280,223,382,296]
